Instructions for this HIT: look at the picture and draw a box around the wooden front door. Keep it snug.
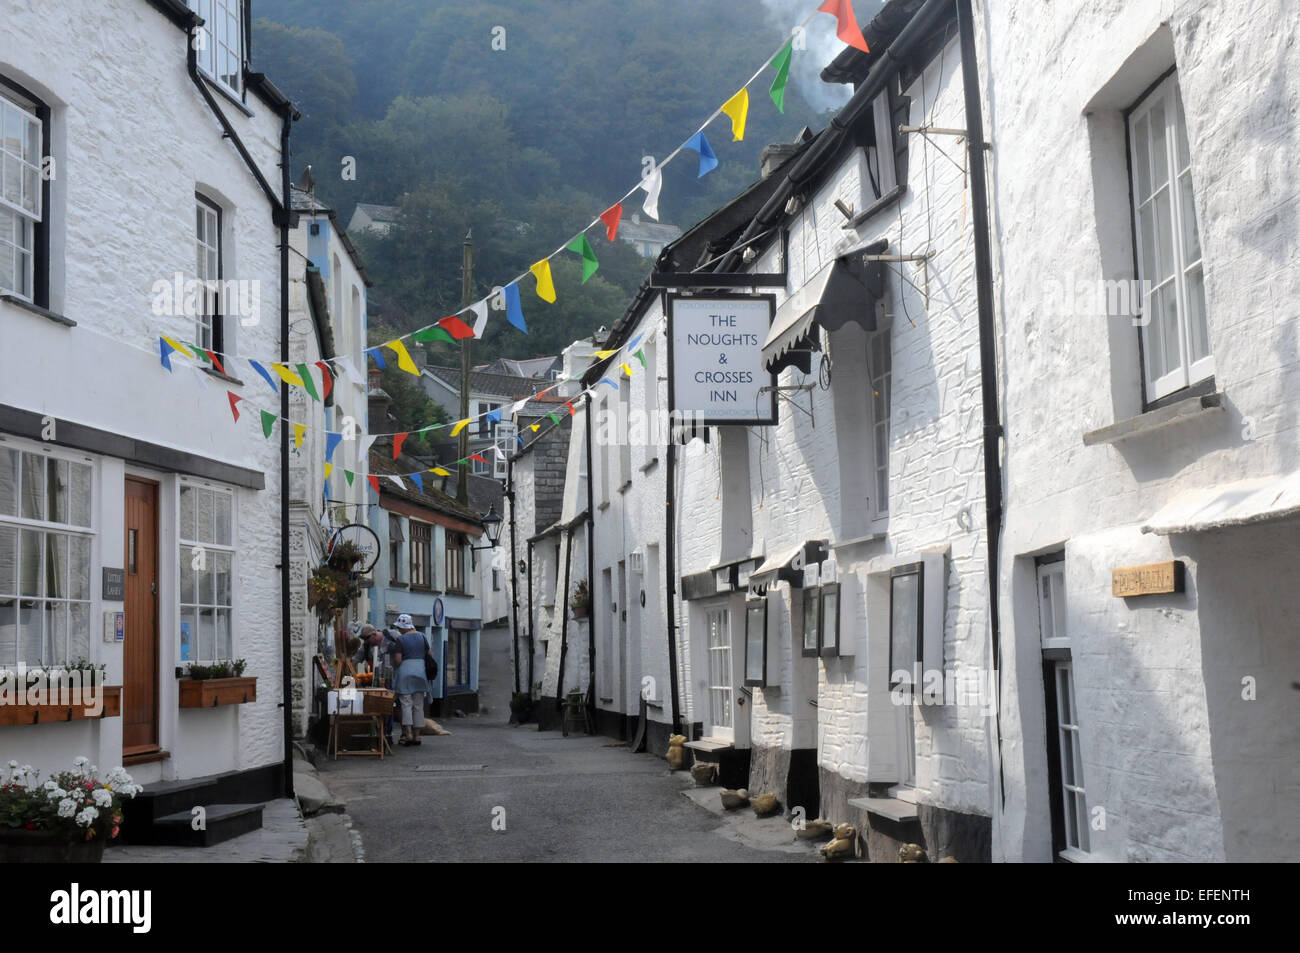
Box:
[123,477,159,753]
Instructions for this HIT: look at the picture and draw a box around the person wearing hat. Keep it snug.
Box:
[390,613,431,746]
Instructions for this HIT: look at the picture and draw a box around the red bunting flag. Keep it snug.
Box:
[438,315,475,340]
[227,392,242,422]
[393,432,408,459]
[818,0,870,52]
[367,475,380,495]
[600,203,623,242]
[315,362,333,401]
[205,350,226,375]
[565,402,576,416]
[468,453,489,465]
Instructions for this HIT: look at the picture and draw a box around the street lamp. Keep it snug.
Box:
[472,504,503,551]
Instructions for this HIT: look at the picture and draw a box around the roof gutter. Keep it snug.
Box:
[716,0,951,274]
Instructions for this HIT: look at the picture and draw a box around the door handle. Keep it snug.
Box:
[151,581,157,596]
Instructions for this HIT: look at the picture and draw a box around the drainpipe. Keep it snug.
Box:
[556,526,573,711]
[957,0,1006,807]
[665,438,681,735]
[584,393,597,724]
[526,541,535,694]
[507,463,520,695]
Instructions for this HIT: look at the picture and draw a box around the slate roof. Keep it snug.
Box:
[368,448,485,532]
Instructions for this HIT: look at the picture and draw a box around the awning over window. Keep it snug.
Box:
[761,240,887,375]
[747,540,829,593]
[1141,470,1300,535]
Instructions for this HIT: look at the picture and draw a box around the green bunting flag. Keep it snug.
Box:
[296,364,320,401]
[260,410,276,438]
[770,41,792,113]
[566,234,599,283]
[634,349,647,368]
[547,412,562,426]
[413,325,455,345]
[344,470,355,486]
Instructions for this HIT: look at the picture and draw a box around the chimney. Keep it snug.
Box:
[367,367,391,435]
[760,142,801,178]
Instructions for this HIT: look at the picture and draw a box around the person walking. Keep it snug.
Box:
[390,613,431,746]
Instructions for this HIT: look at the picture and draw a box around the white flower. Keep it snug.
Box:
[6,760,15,769]
[92,789,113,808]
[72,756,88,768]
[45,787,67,800]
[105,767,133,788]
[42,780,57,791]
[57,799,76,818]
[74,807,98,828]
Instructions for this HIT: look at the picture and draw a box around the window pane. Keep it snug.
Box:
[198,553,214,606]
[19,529,41,595]
[1154,283,1181,378]
[213,550,231,606]
[1060,725,1075,786]
[199,607,215,661]
[215,608,231,661]
[1175,88,1190,170]
[180,606,196,662]
[44,600,66,665]
[68,463,91,527]
[1179,172,1201,263]
[890,572,919,678]
[68,535,90,601]
[47,458,68,524]
[2,155,19,206]
[214,492,231,545]
[179,485,195,542]
[197,488,215,544]
[1150,101,1168,191]
[19,601,40,665]
[45,532,66,598]
[1065,790,1080,849]
[1185,265,1210,365]
[0,598,15,666]
[0,525,13,594]
[179,547,195,604]
[20,452,43,520]
[1153,189,1174,283]
[0,447,16,516]
[68,602,89,663]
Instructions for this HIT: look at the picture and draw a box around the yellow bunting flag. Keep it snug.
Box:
[160,335,194,359]
[530,423,541,432]
[530,259,556,303]
[451,419,471,437]
[271,363,305,387]
[721,88,749,141]
[621,362,633,377]
[430,467,451,477]
[293,423,306,449]
[386,340,419,375]
[324,463,334,481]
[594,349,618,359]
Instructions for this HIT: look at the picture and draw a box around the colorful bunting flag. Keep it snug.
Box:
[260,410,276,439]
[325,431,343,462]
[413,325,455,345]
[530,259,557,303]
[296,364,320,400]
[393,433,408,458]
[386,340,419,375]
[161,335,193,359]
[450,419,471,437]
[324,463,334,481]
[627,332,644,352]
[366,475,380,494]
[818,0,870,53]
[227,391,242,422]
[315,362,334,401]
[566,235,599,283]
[770,42,793,113]
[530,423,541,432]
[247,360,278,394]
[293,422,306,449]
[685,132,718,177]
[204,350,226,375]
[600,203,623,242]
[271,363,305,387]
[547,413,562,426]
[635,349,647,368]
[410,473,423,492]
[365,348,387,370]
[468,453,489,465]
[594,349,619,359]
[504,283,528,333]
[486,409,502,425]
[344,470,355,487]
[599,377,619,390]
[621,362,633,377]
[387,476,404,489]
[430,467,451,477]
[438,314,475,340]
[468,300,490,340]
[722,88,749,141]
[640,168,663,220]
[160,338,175,372]
[565,402,576,416]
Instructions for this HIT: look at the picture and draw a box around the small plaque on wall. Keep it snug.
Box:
[102,567,126,602]
[1112,560,1185,598]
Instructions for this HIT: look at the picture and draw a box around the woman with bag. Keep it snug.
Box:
[390,613,433,746]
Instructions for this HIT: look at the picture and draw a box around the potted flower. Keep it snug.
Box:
[178,659,257,708]
[570,580,591,619]
[308,550,364,622]
[0,661,122,727]
[0,758,140,862]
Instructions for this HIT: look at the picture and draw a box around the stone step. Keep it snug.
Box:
[149,803,264,847]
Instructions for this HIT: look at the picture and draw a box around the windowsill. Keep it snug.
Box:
[410,585,433,593]
[1057,847,1098,864]
[1,294,75,327]
[444,589,469,597]
[202,366,244,386]
[640,457,659,473]
[847,184,907,230]
[833,531,887,550]
[684,737,733,754]
[1082,391,1224,446]
[389,581,409,589]
[847,795,919,823]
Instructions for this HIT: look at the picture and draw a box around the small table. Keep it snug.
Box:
[329,712,393,759]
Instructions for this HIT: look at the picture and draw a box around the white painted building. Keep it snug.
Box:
[0,0,297,811]
[984,0,1300,863]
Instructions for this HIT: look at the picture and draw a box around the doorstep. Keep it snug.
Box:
[684,737,734,755]
[847,796,919,823]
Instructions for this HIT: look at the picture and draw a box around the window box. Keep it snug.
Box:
[0,685,121,726]
[178,676,257,708]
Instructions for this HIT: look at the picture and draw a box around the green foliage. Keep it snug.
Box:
[255,0,836,364]
[184,660,248,680]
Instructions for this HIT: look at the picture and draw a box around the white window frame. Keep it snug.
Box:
[189,0,245,98]
[195,194,222,352]
[1037,562,1068,653]
[178,481,235,665]
[0,87,44,302]
[868,88,898,200]
[867,327,891,519]
[1053,661,1090,855]
[1128,73,1211,403]
[0,444,94,668]
[705,604,733,740]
